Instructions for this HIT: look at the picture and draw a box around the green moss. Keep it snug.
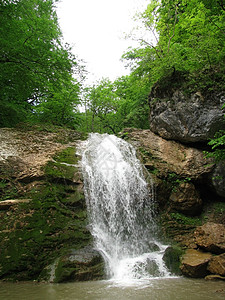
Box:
[169,212,202,226]
[0,177,90,281]
[44,161,77,182]
[53,147,78,165]
[44,147,81,183]
[166,173,191,192]
[163,245,183,275]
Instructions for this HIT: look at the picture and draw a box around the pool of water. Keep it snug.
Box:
[0,278,224,300]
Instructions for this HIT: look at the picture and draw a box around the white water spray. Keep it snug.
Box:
[80,133,170,283]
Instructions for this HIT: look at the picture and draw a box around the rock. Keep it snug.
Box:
[148,242,160,252]
[149,88,225,144]
[0,199,31,210]
[205,274,225,281]
[194,223,225,254]
[169,182,202,216]
[162,245,183,275]
[211,161,225,199]
[124,129,214,180]
[0,126,91,282]
[42,246,105,283]
[207,253,225,276]
[180,249,212,278]
[145,259,161,277]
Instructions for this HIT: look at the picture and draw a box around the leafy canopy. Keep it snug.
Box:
[0,0,82,127]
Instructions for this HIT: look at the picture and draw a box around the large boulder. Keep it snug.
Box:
[169,182,202,216]
[123,129,214,180]
[194,223,225,254]
[162,245,183,275]
[40,246,105,283]
[210,161,225,199]
[180,249,212,278]
[207,253,225,276]
[149,88,225,144]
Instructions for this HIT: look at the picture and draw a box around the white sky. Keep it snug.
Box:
[56,0,149,84]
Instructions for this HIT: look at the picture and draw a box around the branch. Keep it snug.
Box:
[167,4,178,54]
[217,0,225,11]
[138,39,163,59]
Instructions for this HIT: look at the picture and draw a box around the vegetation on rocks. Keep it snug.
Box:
[0,127,105,282]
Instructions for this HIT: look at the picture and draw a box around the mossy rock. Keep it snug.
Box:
[39,246,105,283]
[44,147,81,183]
[0,180,91,281]
[163,245,183,275]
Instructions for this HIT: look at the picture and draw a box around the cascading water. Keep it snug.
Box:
[80,133,170,283]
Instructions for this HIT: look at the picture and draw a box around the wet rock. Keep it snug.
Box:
[47,246,105,283]
[194,223,225,254]
[148,242,160,252]
[205,274,225,281]
[169,182,202,216]
[145,259,161,277]
[207,253,225,276]
[0,127,91,282]
[210,161,225,200]
[162,245,183,275]
[180,249,212,278]
[149,88,225,144]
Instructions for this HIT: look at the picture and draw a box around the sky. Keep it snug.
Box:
[56,0,149,84]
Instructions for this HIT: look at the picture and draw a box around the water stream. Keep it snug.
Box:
[80,133,170,283]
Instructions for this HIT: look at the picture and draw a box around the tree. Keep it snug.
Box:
[81,79,120,134]
[123,0,225,90]
[0,0,81,127]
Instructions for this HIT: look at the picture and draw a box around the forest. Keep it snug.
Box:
[0,0,225,160]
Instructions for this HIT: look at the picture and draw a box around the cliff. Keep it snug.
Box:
[0,125,104,282]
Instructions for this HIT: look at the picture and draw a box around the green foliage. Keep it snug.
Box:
[0,0,82,128]
[123,0,225,92]
[78,75,150,134]
[207,129,225,162]
[169,212,202,226]
[167,173,191,192]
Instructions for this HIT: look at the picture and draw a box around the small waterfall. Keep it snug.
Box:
[80,133,170,283]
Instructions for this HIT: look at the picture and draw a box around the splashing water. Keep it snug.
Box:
[80,133,170,283]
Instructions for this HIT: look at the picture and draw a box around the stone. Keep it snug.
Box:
[149,88,225,144]
[207,253,225,276]
[0,199,31,210]
[123,128,214,180]
[0,127,91,282]
[211,161,225,200]
[194,222,225,254]
[180,249,212,278]
[205,274,225,281]
[162,246,183,275]
[48,246,105,283]
[169,182,202,216]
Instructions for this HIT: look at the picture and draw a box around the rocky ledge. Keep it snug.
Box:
[0,125,104,282]
[122,128,225,280]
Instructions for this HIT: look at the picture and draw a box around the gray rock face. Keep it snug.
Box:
[211,161,225,199]
[149,90,225,143]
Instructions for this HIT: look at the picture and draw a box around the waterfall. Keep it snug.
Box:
[80,133,170,283]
